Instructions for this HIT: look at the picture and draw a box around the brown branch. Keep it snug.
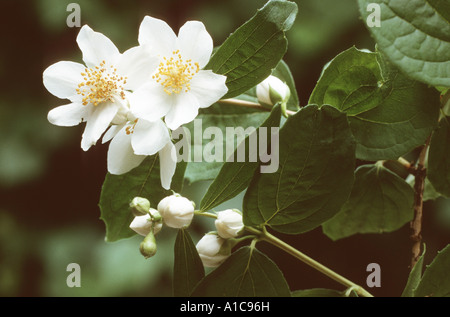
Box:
[409,135,431,269]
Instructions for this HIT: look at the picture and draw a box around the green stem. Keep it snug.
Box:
[246,226,374,297]
[194,210,217,219]
[219,98,297,116]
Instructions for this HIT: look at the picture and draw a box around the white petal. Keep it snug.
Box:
[107,126,147,175]
[81,102,119,151]
[131,119,170,156]
[189,70,228,108]
[138,16,177,57]
[102,123,125,144]
[110,95,131,125]
[116,45,159,91]
[178,21,213,68]
[76,25,120,68]
[129,82,173,122]
[47,102,89,127]
[43,61,85,100]
[164,92,199,130]
[159,141,177,190]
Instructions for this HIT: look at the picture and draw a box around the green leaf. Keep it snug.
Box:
[200,105,282,212]
[427,0,450,23]
[173,229,205,297]
[182,106,270,184]
[428,117,450,197]
[243,105,356,234]
[322,164,415,241]
[291,288,344,297]
[423,177,442,201]
[406,175,442,202]
[191,246,290,297]
[415,244,450,297]
[402,244,426,297]
[206,0,298,99]
[99,156,186,242]
[310,47,440,161]
[310,47,383,116]
[358,0,450,87]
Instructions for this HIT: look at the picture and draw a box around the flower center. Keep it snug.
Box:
[76,61,127,106]
[153,50,200,95]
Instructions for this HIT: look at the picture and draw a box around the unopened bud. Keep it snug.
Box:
[196,232,231,268]
[215,209,244,239]
[256,75,290,110]
[129,209,162,237]
[129,197,151,216]
[140,229,157,259]
[157,194,195,229]
[149,208,162,222]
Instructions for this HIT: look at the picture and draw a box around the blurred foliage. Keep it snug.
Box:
[0,0,448,297]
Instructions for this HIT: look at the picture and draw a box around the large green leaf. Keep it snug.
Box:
[322,164,415,241]
[402,244,426,297]
[415,244,450,297]
[358,0,450,87]
[99,156,186,242]
[191,246,290,297]
[200,105,282,212]
[173,229,205,297]
[206,0,298,99]
[182,105,270,184]
[310,47,440,161]
[243,105,356,234]
[428,117,450,197]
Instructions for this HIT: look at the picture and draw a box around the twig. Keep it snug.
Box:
[219,98,297,116]
[245,226,374,297]
[409,135,431,269]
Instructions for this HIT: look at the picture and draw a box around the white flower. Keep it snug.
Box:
[196,233,230,268]
[43,25,158,151]
[157,194,195,228]
[215,209,244,239]
[130,16,228,131]
[105,118,177,189]
[256,75,290,108]
[129,209,163,237]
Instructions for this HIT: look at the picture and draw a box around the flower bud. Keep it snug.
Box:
[129,209,162,237]
[256,75,291,109]
[129,197,150,216]
[139,229,157,259]
[157,194,195,228]
[215,209,244,239]
[196,232,231,268]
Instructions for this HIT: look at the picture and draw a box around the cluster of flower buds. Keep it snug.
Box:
[129,194,245,268]
[129,194,195,258]
[196,209,244,268]
[128,197,163,258]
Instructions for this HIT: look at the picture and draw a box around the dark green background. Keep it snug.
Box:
[0,0,449,297]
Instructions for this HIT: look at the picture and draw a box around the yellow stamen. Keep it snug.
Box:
[153,50,200,95]
[125,119,139,135]
[76,60,127,106]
